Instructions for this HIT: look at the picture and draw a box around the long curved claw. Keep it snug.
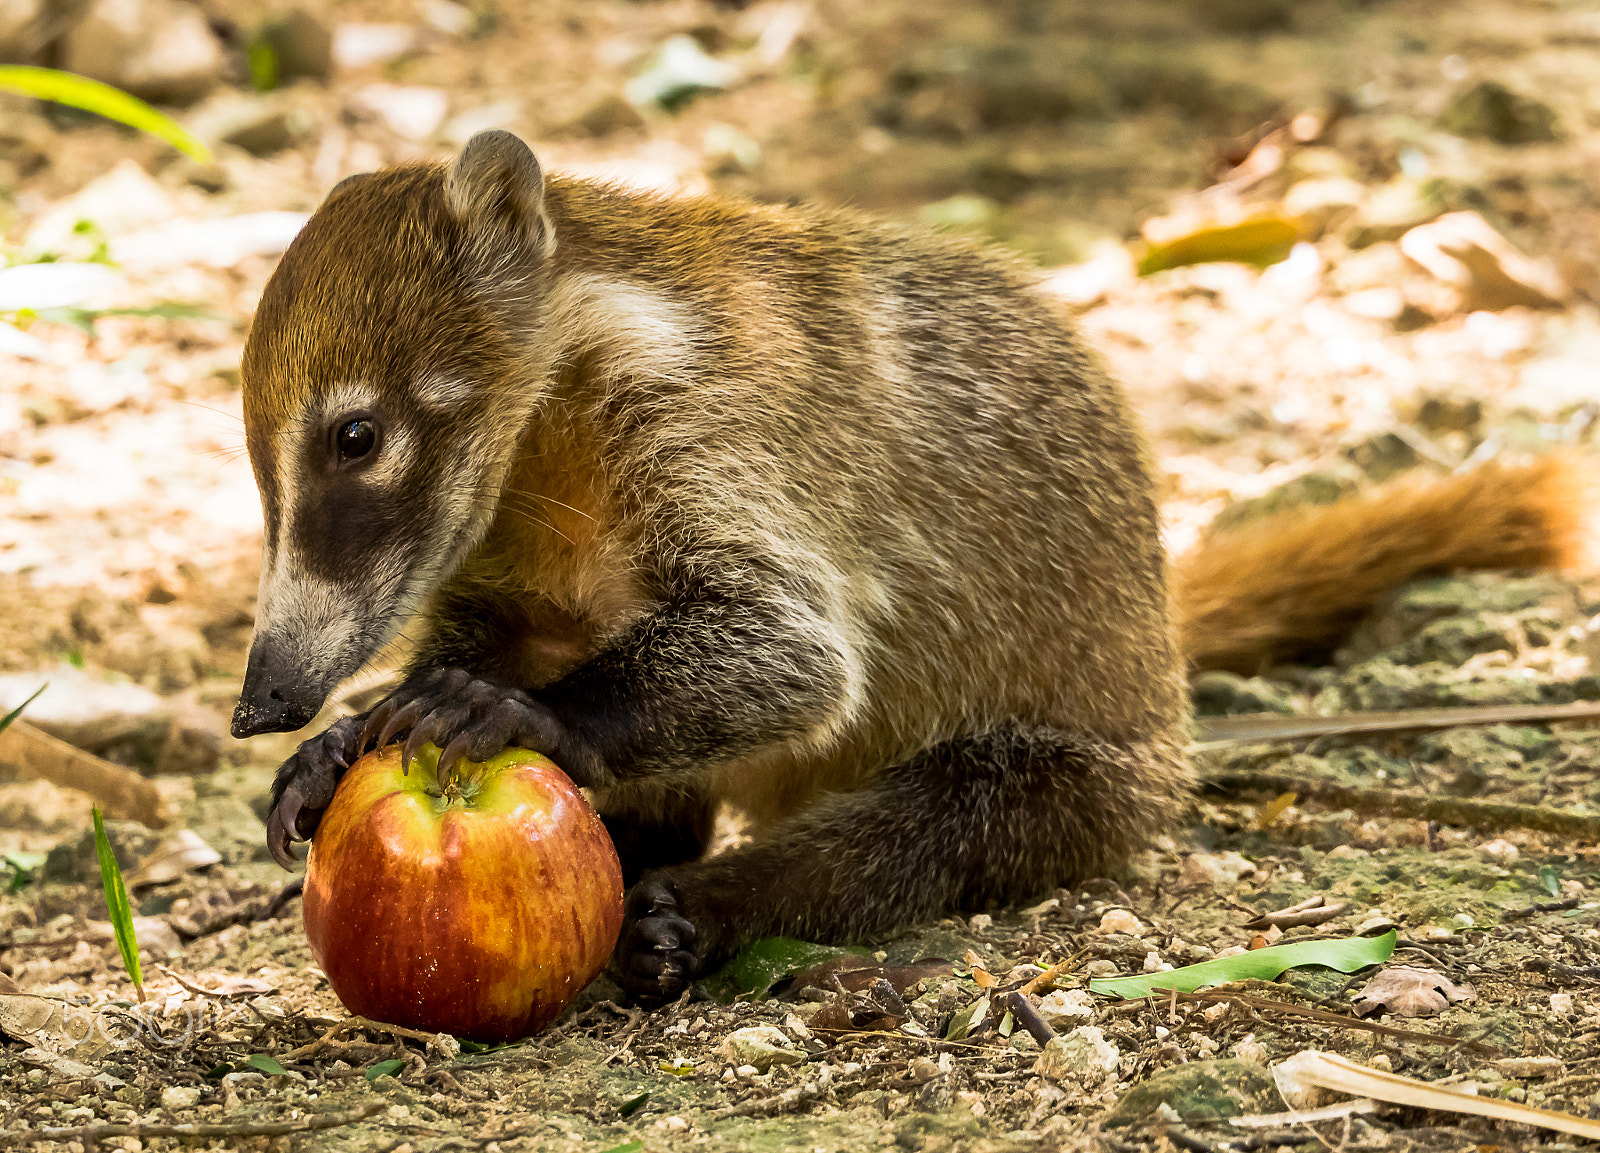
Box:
[376,698,424,753]
[360,702,398,754]
[436,730,476,781]
[401,713,442,773]
[266,805,297,870]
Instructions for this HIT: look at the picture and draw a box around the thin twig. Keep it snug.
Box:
[1119,989,1498,1056]
[0,1101,383,1147]
[1193,700,1600,750]
[1203,771,1600,840]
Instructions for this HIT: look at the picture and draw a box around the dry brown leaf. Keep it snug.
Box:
[1273,1051,1600,1142]
[124,829,222,888]
[1353,966,1476,1018]
[964,949,995,990]
[0,993,122,1059]
[785,954,951,996]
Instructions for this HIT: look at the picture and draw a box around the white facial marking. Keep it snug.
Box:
[545,273,700,382]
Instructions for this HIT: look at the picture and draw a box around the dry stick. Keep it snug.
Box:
[1202,771,1600,840]
[1005,991,1057,1047]
[1125,989,1499,1057]
[0,719,167,827]
[0,1101,384,1147]
[1192,700,1600,751]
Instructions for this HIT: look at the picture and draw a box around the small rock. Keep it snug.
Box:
[1190,671,1297,717]
[1494,1056,1562,1079]
[351,84,450,142]
[1179,851,1257,887]
[43,820,163,882]
[562,92,646,138]
[1439,80,1559,145]
[718,1026,803,1073]
[1477,837,1522,865]
[1327,844,1369,860]
[160,1084,201,1110]
[85,916,183,957]
[332,22,417,70]
[1107,1059,1285,1128]
[255,8,333,83]
[967,913,992,932]
[61,0,224,105]
[1035,990,1095,1030]
[189,92,315,158]
[1098,909,1142,935]
[1082,959,1119,979]
[1551,992,1575,1015]
[1232,1034,1269,1064]
[422,0,475,37]
[1034,1026,1119,1083]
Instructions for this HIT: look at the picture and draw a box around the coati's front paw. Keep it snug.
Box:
[265,713,368,869]
[359,667,598,785]
[617,877,703,1004]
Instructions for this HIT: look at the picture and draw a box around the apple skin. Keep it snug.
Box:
[302,743,623,1042]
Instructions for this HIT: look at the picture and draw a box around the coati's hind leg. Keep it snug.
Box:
[600,787,718,887]
[616,727,1191,1002]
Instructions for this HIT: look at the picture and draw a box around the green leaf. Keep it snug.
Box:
[3,851,47,893]
[616,1092,650,1118]
[246,1053,290,1076]
[457,1037,514,1054]
[944,995,990,1041]
[0,683,46,736]
[1089,930,1397,999]
[247,41,279,92]
[1137,214,1301,276]
[599,1142,644,1153]
[204,1063,234,1079]
[0,66,212,161]
[713,936,871,998]
[92,807,142,1000]
[27,303,225,335]
[1539,864,1561,898]
[365,1058,405,1082]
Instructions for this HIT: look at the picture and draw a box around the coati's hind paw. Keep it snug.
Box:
[358,666,597,785]
[265,713,367,869]
[617,877,703,1004]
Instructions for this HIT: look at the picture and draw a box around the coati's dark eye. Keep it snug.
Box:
[334,418,377,462]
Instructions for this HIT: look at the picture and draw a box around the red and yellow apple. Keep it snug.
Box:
[302,743,623,1041]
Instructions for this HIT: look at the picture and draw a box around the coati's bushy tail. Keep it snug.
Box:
[1174,454,1595,674]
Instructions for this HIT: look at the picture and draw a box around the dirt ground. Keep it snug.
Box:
[6,0,1600,1149]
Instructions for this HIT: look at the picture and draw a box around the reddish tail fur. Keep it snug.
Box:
[1175,455,1594,674]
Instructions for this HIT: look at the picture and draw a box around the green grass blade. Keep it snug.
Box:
[0,683,46,736]
[92,807,144,1002]
[365,1059,405,1081]
[1089,929,1396,999]
[247,1053,290,1075]
[0,66,211,161]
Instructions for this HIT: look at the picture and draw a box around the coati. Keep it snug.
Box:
[230,130,1587,1002]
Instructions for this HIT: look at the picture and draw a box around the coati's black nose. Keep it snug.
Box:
[232,641,324,738]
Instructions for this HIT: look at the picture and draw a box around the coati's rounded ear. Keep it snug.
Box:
[445,130,554,258]
[327,172,373,201]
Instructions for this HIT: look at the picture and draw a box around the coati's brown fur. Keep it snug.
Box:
[230,131,1590,1001]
